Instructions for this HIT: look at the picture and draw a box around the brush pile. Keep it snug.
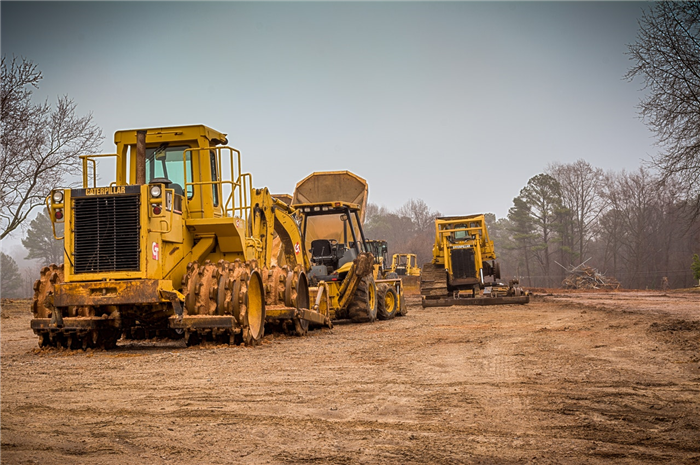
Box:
[561,264,621,290]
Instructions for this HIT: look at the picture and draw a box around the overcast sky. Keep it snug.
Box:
[2,1,655,238]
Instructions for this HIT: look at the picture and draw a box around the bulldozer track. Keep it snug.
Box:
[420,263,450,299]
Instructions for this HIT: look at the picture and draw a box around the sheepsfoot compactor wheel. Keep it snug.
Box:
[174,259,328,346]
[31,264,167,350]
[420,214,530,308]
[31,124,329,350]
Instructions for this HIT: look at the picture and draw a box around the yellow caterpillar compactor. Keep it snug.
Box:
[420,215,528,308]
[32,124,331,350]
[291,171,406,321]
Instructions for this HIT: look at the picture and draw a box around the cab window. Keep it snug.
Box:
[146,145,192,198]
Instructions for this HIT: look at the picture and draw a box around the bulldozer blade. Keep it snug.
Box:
[399,275,421,295]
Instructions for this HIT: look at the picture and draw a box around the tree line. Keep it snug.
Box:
[363,160,700,290]
[490,161,699,289]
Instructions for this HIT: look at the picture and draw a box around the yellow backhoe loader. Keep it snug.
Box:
[291,171,406,321]
[32,124,327,350]
[420,215,528,307]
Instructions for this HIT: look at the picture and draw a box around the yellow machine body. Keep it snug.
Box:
[293,173,407,321]
[432,215,497,288]
[420,214,528,307]
[391,253,421,277]
[390,253,421,294]
[32,125,321,349]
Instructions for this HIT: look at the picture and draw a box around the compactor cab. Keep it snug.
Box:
[33,124,324,350]
[420,215,528,307]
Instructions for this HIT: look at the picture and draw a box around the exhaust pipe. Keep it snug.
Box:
[136,130,146,185]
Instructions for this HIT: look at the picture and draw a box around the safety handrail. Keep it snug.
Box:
[45,194,64,241]
[182,146,252,221]
[79,153,118,188]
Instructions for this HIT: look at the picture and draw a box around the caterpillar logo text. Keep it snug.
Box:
[86,186,127,196]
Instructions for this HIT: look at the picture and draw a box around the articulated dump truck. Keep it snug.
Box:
[291,171,406,321]
[420,215,529,308]
[32,124,329,350]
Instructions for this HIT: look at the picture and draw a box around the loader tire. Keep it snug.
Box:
[377,284,398,320]
[347,275,377,323]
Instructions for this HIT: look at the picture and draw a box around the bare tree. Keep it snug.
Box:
[364,199,440,266]
[626,2,700,211]
[601,168,660,288]
[0,56,103,240]
[397,199,437,232]
[548,159,606,264]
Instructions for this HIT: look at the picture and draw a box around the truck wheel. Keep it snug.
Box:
[348,275,377,323]
[377,285,398,320]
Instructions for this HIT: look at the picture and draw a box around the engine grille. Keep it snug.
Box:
[451,248,476,280]
[73,195,140,273]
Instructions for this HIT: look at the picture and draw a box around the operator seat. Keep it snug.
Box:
[310,239,337,268]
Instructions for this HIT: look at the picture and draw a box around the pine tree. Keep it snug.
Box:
[1,252,23,298]
[21,209,63,265]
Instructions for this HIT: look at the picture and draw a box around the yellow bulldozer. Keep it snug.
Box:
[420,214,528,307]
[291,171,406,320]
[390,253,421,294]
[391,253,420,277]
[32,124,330,349]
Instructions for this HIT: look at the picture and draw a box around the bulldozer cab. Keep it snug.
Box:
[391,253,420,277]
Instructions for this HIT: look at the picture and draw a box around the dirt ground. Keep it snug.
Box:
[2,289,700,464]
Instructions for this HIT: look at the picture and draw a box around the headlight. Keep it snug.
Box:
[52,190,64,203]
[150,185,162,198]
